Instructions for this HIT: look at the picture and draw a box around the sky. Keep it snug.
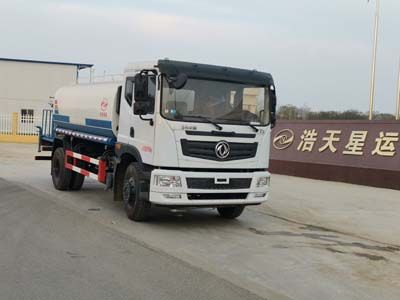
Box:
[0,0,399,113]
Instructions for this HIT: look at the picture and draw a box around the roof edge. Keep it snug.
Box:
[0,57,93,70]
[157,59,274,86]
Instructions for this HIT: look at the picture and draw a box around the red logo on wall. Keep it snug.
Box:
[100,99,108,117]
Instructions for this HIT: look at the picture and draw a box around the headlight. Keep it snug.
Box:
[154,175,182,187]
[256,177,270,187]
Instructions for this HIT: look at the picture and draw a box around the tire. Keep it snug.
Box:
[217,206,245,219]
[113,161,128,202]
[122,163,151,222]
[69,145,86,191]
[51,147,72,190]
[69,169,85,190]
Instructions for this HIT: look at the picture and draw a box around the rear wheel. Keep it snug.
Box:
[69,145,86,191]
[122,163,151,222]
[217,206,245,219]
[51,147,72,190]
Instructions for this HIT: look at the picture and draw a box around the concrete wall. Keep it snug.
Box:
[0,60,77,116]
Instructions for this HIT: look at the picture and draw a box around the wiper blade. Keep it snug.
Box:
[215,117,259,133]
[181,115,223,131]
[246,123,259,133]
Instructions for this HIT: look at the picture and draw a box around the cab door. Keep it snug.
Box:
[121,74,156,165]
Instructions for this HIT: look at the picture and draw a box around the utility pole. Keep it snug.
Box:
[368,0,380,120]
[396,58,400,120]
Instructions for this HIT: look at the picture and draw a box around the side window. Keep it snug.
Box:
[126,74,156,114]
[125,77,134,106]
[147,76,156,114]
[115,86,122,114]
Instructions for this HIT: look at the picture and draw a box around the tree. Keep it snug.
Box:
[276,105,395,120]
[277,105,299,120]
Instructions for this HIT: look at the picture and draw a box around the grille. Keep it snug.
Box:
[181,139,258,161]
[187,193,248,200]
[187,178,252,190]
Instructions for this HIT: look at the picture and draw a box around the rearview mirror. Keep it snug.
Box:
[170,73,188,89]
[269,85,277,128]
[134,74,149,102]
[134,102,149,115]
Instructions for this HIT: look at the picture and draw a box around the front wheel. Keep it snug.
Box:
[122,163,151,222]
[217,206,245,219]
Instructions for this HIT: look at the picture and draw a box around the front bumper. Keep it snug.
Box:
[149,169,270,206]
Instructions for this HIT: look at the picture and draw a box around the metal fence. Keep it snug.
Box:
[0,114,12,134]
[0,113,41,136]
[18,115,41,135]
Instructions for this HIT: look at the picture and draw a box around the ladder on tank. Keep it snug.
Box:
[36,109,54,153]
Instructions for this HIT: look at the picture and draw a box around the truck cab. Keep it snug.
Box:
[116,60,276,216]
[39,59,277,221]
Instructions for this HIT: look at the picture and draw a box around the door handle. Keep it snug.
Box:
[130,127,135,138]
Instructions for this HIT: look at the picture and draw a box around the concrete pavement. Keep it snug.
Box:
[1,143,400,300]
[266,174,400,245]
[0,178,271,300]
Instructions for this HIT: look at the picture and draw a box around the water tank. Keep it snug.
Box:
[54,82,123,136]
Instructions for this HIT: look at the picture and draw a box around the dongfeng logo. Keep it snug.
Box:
[215,141,230,159]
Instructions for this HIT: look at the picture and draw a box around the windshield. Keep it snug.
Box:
[161,77,270,126]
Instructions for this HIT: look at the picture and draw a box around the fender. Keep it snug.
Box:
[113,143,153,198]
[114,143,155,181]
[52,136,71,154]
[115,142,143,164]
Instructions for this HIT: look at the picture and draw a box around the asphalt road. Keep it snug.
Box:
[1,143,400,300]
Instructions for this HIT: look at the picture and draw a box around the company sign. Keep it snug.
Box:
[271,120,400,172]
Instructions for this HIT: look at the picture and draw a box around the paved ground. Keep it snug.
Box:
[1,143,400,300]
[0,178,267,300]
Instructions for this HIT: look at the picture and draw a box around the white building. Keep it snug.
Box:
[0,58,92,117]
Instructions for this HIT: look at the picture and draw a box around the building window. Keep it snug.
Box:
[21,109,34,123]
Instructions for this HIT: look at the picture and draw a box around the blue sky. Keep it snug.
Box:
[1,0,399,113]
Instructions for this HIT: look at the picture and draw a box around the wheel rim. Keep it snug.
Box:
[123,177,136,205]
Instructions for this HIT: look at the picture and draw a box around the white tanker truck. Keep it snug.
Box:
[36,59,277,221]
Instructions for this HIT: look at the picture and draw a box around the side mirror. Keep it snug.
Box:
[134,102,149,115]
[169,73,188,89]
[269,85,277,128]
[134,73,149,102]
[172,73,188,90]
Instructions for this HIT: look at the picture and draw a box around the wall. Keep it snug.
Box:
[0,60,77,116]
[270,120,400,190]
